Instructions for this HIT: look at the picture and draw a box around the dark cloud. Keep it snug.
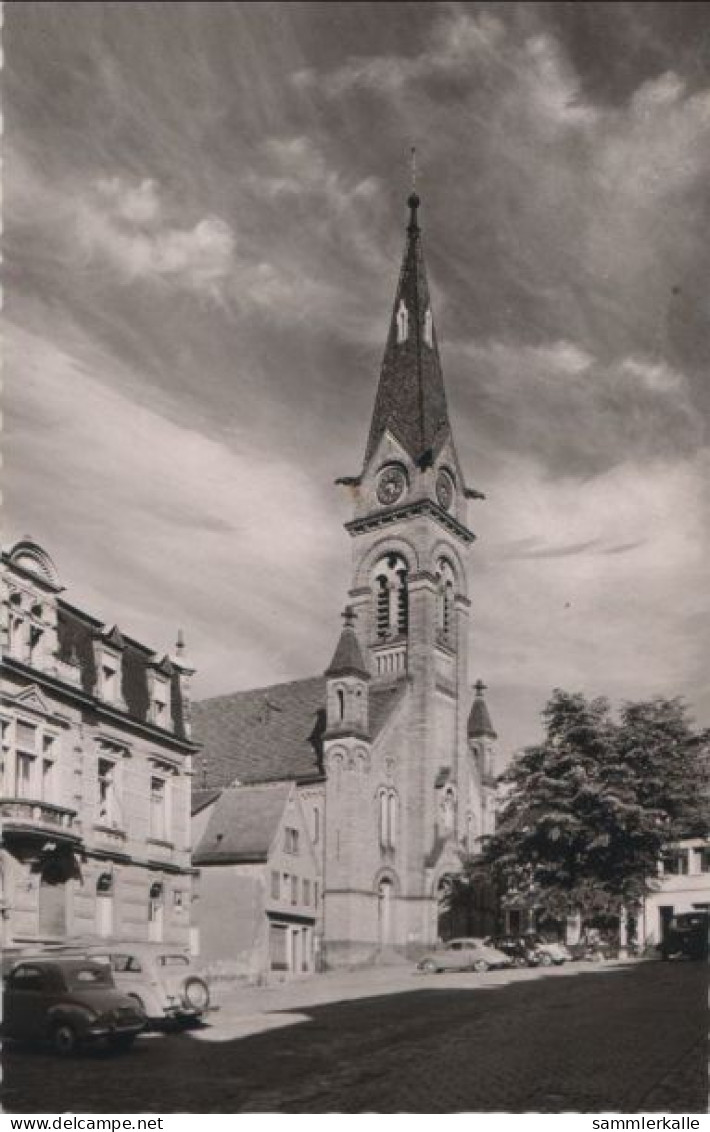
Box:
[5,2,709,755]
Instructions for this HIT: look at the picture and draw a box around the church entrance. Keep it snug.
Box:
[377,878,394,947]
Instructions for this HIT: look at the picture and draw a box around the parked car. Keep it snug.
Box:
[485,936,541,967]
[38,940,212,1028]
[661,912,709,961]
[522,933,571,965]
[78,942,211,1027]
[1,957,145,1056]
[417,937,513,973]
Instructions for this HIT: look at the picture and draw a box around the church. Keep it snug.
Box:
[191,188,499,977]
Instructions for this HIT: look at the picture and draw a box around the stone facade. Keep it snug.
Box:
[192,192,499,973]
[1,538,197,950]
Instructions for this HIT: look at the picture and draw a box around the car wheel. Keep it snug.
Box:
[52,1023,78,1057]
[540,953,554,967]
[128,993,147,1013]
[182,976,210,1012]
[420,959,439,974]
[110,1034,137,1053]
[472,960,489,973]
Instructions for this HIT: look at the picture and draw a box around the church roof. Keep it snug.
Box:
[364,192,452,468]
[192,675,404,788]
[468,679,497,739]
[193,781,292,865]
[325,608,370,679]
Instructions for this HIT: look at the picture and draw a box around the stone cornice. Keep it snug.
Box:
[345,498,475,544]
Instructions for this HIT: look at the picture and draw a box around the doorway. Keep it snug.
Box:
[378,878,394,946]
[38,860,67,937]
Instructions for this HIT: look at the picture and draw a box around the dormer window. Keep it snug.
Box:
[396,299,408,344]
[101,661,118,703]
[148,667,173,731]
[424,308,433,347]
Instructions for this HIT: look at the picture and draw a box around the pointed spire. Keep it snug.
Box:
[468,679,497,739]
[325,607,370,680]
[363,182,452,469]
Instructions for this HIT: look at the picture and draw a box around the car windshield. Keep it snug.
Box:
[65,965,114,989]
[157,955,189,967]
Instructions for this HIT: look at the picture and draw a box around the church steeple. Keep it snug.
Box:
[363,189,451,470]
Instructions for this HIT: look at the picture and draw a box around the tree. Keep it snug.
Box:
[446,690,709,929]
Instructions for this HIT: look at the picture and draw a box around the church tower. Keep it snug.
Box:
[322,189,489,965]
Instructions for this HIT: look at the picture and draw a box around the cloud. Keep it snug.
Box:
[470,447,710,749]
[3,320,347,687]
[77,176,236,297]
[451,338,701,475]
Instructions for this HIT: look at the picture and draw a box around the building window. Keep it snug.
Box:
[312,805,320,845]
[314,881,319,907]
[98,758,118,826]
[271,871,281,900]
[661,850,689,876]
[290,875,298,906]
[150,776,169,841]
[378,788,397,850]
[303,879,311,906]
[28,624,44,665]
[696,848,710,874]
[336,688,345,722]
[373,553,409,640]
[436,558,456,643]
[284,827,300,855]
[16,751,34,799]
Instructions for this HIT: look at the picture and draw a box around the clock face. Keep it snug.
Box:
[436,470,454,511]
[377,465,407,506]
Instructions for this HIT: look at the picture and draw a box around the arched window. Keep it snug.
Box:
[440,786,456,833]
[396,299,409,343]
[387,791,397,849]
[378,788,398,849]
[436,557,456,642]
[312,805,320,845]
[372,553,409,640]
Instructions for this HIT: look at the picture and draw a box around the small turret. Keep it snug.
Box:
[324,607,370,738]
[468,679,497,741]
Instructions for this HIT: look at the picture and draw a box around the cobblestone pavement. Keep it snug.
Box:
[1,960,707,1113]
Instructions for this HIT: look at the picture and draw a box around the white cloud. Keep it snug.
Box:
[77,177,235,297]
[471,448,710,752]
[4,321,346,688]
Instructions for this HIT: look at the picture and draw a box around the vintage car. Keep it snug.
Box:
[485,935,542,967]
[1,957,145,1056]
[417,937,513,973]
[522,933,572,965]
[81,942,211,1027]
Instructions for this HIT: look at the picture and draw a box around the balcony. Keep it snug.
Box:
[1,798,81,844]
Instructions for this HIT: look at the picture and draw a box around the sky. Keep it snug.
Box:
[5,1,709,759]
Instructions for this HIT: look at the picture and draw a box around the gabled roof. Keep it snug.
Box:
[192,676,405,788]
[191,787,222,816]
[193,781,292,865]
[364,193,451,469]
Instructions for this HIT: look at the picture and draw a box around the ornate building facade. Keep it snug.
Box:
[1,538,198,950]
[192,191,499,972]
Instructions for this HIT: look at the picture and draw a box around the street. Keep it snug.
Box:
[1,961,706,1113]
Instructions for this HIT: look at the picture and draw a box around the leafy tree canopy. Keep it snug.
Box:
[452,690,709,922]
